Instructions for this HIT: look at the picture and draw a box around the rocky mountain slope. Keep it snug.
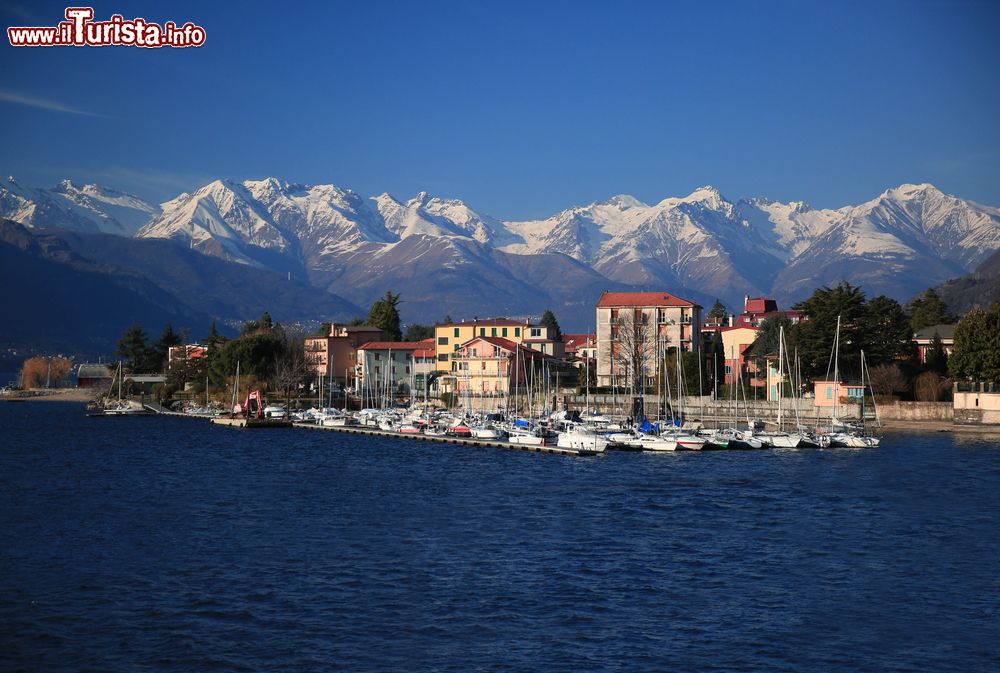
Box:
[4,175,998,328]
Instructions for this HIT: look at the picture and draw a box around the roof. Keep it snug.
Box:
[719,325,759,333]
[77,363,113,378]
[563,333,595,344]
[457,336,546,358]
[596,291,700,308]
[413,348,436,358]
[438,318,526,327]
[914,324,956,340]
[357,341,424,351]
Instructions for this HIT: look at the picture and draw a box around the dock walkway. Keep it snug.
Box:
[205,415,592,456]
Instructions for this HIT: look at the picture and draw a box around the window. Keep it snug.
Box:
[405,366,410,374]
[494,346,502,357]
[491,328,497,336]
[826,386,833,399]
[482,362,487,370]
[725,365,732,374]
[437,354,448,362]
[375,366,381,375]
[454,344,460,351]
[480,328,486,336]
[374,353,380,361]
[502,328,508,337]
[469,348,477,357]
[438,336,448,346]
[514,328,520,337]
[530,327,541,337]
[454,328,460,338]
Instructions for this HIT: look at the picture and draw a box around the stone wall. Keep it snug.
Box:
[877,401,952,422]
[562,394,862,422]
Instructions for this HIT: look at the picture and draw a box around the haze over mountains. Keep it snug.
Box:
[3,175,999,333]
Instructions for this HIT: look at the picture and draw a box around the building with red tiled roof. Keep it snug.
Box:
[355,340,433,399]
[595,290,702,389]
[304,323,387,387]
[446,335,549,412]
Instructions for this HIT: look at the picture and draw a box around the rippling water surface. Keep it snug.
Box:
[1,402,999,672]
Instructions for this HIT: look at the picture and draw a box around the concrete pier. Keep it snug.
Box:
[203,414,593,456]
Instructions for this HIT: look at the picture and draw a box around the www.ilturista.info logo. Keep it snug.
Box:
[7,7,206,48]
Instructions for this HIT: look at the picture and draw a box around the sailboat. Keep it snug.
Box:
[102,362,145,415]
[758,325,803,448]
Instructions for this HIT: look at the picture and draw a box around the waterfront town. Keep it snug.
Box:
[6,282,998,450]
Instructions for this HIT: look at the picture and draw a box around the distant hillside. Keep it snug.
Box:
[0,221,364,356]
[0,220,215,354]
[49,229,363,325]
[930,248,1000,315]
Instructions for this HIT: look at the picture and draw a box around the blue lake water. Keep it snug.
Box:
[1,402,999,672]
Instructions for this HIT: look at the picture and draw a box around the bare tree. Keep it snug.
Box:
[272,338,308,406]
[868,363,909,399]
[614,310,653,395]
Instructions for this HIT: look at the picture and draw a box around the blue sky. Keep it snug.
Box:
[0,0,997,219]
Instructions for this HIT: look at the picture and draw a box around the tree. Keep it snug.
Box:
[204,321,226,348]
[915,371,950,402]
[151,324,183,373]
[442,314,453,325]
[949,303,1000,382]
[861,295,915,366]
[613,310,653,395]
[117,324,152,372]
[925,332,948,374]
[367,291,402,341]
[19,356,73,388]
[242,311,275,337]
[868,363,909,398]
[708,333,726,397]
[405,324,435,341]
[910,289,954,332]
[790,282,867,380]
[315,321,333,337]
[747,315,793,362]
[539,309,562,341]
[272,338,307,405]
[210,325,288,383]
[708,299,727,322]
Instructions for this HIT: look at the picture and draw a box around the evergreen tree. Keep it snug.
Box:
[204,321,225,348]
[706,333,726,397]
[539,309,562,341]
[367,291,402,341]
[925,332,948,374]
[862,295,915,366]
[949,301,1000,382]
[315,321,333,337]
[708,299,727,322]
[116,324,150,372]
[405,324,435,341]
[442,314,453,325]
[910,289,954,332]
[790,282,867,379]
[151,324,183,373]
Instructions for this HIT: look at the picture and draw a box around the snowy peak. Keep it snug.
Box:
[0,175,158,235]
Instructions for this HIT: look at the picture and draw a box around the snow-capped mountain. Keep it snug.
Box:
[0,176,158,235]
[5,173,999,326]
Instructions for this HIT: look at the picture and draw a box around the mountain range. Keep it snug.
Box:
[3,174,999,333]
